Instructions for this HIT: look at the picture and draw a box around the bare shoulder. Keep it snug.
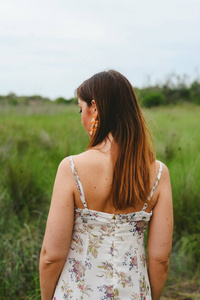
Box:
[73,149,105,160]
[150,160,169,186]
[71,149,109,170]
[154,160,172,209]
[151,160,170,182]
[154,159,168,173]
[158,161,171,187]
[57,156,71,174]
[58,150,110,186]
[160,160,169,174]
[54,156,76,188]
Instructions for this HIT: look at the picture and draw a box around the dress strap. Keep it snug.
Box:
[69,156,87,209]
[142,161,162,211]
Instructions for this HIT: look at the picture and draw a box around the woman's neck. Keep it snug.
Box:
[92,133,119,163]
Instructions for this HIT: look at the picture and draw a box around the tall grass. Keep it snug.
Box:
[0,103,199,298]
[0,104,88,299]
[147,104,200,282]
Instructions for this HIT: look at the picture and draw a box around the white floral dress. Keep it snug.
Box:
[53,157,162,300]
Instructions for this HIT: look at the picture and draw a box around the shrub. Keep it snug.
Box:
[55,97,69,104]
[142,92,166,107]
[190,81,200,104]
[7,93,18,105]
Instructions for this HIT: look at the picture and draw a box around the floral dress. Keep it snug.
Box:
[53,156,162,300]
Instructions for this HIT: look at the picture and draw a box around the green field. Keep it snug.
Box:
[0,103,200,299]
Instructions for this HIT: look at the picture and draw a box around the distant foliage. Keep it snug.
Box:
[0,74,199,107]
[0,93,78,106]
[137,74,200,107]
[190,80,200,104]
[54,97,77,105]
[55,97,68,104]
[142,92,166,107]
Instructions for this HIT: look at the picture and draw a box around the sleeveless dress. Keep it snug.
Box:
[53,156,162,300]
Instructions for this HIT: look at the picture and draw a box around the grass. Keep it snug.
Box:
[0,103,199,299]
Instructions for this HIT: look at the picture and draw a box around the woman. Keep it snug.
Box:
[39,70,173,300]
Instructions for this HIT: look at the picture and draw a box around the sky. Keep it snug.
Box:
[0,0,200,99]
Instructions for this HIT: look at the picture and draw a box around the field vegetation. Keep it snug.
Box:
[0,80,200,299]
[1,73,200,107]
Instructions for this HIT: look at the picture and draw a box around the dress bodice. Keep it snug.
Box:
[53,157,162,300]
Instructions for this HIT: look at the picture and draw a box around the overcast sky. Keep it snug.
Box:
[1,0,200,99]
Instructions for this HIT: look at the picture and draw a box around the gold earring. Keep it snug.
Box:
[89,113,98,136]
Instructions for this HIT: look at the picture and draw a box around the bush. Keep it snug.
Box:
[7,93,18,105]
[142,92,166,107]
[55,97,70,104]
[190,81,200,104]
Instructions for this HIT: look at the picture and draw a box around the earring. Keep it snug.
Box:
[89,113,98,136]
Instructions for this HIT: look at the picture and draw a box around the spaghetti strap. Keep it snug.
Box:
[142,161,163,211]
[69,156,87,209]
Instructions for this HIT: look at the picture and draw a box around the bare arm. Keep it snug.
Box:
[39,158,74,300]
[148,164,173,300]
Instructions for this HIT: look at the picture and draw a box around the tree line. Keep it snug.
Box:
[1,75,200,107]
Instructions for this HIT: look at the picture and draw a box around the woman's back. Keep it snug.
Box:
[53,152,162,300]
[71,143,161,215]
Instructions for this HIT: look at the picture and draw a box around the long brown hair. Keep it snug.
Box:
[76,70,155,209]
